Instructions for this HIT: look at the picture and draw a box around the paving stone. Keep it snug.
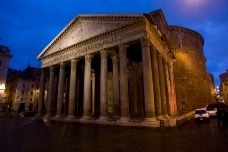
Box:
[0,112,228,152]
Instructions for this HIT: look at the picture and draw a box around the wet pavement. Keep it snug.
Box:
[0,112,228,152]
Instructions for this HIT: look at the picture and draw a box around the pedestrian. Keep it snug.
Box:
[223,107,228,130]
[221,108,228,130]
[217,108,222,127]
[6,104,9,114]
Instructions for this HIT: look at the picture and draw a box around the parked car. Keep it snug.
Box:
[206,107,217,117]
[194,108,210,122]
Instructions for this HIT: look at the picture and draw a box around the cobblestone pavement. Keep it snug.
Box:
[0,112,228,152]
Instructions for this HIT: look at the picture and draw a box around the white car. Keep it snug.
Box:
[206,107,217,117]
[194,108,210,122]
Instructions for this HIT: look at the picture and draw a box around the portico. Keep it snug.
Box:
[37,13,177,126]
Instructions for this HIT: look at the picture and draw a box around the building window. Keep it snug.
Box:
[36,92,39,96]
[23,83,25,87]
[37,85,39,89]
[38,78,40,81]
[36,98,38,102]
[0,60,2,66]
[32,84,34,88]
[178,43,181,48]
[30,98,32,101]
[21,98,23,101]
[31,91,33,95]
[22,90,24,95]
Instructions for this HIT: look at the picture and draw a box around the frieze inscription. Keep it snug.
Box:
[53,37,116,61]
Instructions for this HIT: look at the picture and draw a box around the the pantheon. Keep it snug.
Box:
[37,9,211,124]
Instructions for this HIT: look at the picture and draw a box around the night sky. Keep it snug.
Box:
[0,0,228,86]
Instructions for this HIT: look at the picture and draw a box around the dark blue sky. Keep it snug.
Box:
[0,0,228,86]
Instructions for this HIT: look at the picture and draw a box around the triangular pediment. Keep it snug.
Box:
[37,14,144,59]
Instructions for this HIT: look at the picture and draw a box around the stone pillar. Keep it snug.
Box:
[99,50,109,120]
[67,59,79,119]
[151,47,163,119]
[55,63,66,118]
[118,44,130,122]
[111,56,120,118]
[91,72,95,117]
[64,76,70,116]
[140,38,156,121]
[37,68,46,115]
[163,60,171,116]
[45,65,55,117]
[52,73,59,115]
[82,54,93,119]
[157,56,168,118]
[128,65,138,116]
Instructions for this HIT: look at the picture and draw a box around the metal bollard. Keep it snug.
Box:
[160,120,165,130]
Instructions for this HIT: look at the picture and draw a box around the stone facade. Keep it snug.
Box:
[36,9,211,124]
[4,66,47,111]
[207,72,216,101]
[0,45,12,111]
[219,70,228,102]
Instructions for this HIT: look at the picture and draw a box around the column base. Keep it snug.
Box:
[66,115,77,119]
[54,115,63,118]
[97,116,109,121]
[142,119,160,127]
[144,117,157,122]
[118,117,131,123]
[35,114,42,118]
[43,114,51,118]
[81,115,92,120]
[156,115,164,120]
[112,114,120,119]
[163,114,169,119]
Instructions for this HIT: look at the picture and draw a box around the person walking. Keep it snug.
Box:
[217,108,222,128]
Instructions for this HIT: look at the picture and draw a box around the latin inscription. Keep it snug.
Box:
[53,37,116,61]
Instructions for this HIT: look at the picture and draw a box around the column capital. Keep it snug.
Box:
[140,37,150,47]
[40,68,46,73]
[85,54,94,62]
[118,44,129,54]
[111,56,119,64]
[128,65,136,71]
[162,58,167,64]
[49,65,56,72]
[100,50,108,58]
[150,46,157,54]
[91,72,95,80]
[71,59,79,63]
[59,62,66,69]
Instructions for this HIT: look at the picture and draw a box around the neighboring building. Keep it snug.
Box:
[36,9,211,125]
[207,72,216,102]
[4,66,47,111]
[0,45,12,111]
[219,70,228,102]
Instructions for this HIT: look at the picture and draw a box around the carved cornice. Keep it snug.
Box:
[146,20,169,55]
[149,9,169,30]
[38,16,144,60]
